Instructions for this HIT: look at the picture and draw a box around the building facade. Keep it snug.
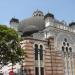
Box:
[10,10,75,75]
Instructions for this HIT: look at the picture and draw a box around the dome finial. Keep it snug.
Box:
[37,9,38,11]
[13,16,15,18]
[48,10,50,13]
[33,9,44,16]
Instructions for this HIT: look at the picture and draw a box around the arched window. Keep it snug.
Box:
[64,38,67,42]
[69,47,72,52]
[62,46,64,52]
[63,42,66,46]
[62,38,73,75]
[35,44,38,60]
[40,45,43,60]
[41,67,44,75]
[66,47,68,53]
[67,43,69,46]
[34,44,44,75]
[35,67,39,75]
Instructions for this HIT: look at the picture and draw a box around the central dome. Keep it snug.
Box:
[19,10,45,33]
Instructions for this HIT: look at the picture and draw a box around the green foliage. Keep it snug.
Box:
[0,25,19,42]
[0,25,24,65]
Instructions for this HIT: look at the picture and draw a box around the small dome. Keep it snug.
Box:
[10,17,19,24]
[44,12,54,19]
[33,9,44,16]
[69,22,75,26]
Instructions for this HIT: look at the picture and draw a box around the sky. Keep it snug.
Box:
[0,0,75,26]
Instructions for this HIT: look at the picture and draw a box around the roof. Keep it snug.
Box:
[10,18,19,24]
[69,22,75,26]
[44,12,54,19]
[19,16,45,33]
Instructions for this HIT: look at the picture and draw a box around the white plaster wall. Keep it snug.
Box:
[56,32,75,52]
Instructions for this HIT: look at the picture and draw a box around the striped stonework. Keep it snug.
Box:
[21,37,64,75]
[20,39,35,75]
[45,37,64,75]
[73,53,75,75]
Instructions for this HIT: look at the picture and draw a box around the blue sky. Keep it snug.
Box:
[0,0,75,25]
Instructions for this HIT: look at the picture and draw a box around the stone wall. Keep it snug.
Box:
[45,37,64,75]
[21,37,64,75]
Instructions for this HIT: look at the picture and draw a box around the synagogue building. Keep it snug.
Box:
[10,10,75,75]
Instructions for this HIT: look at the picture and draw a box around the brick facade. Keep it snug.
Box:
[21,37,65,75]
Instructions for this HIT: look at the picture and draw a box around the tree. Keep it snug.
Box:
[0,25,24,69]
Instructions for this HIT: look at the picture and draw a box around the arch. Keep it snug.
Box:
[34,44,38,60]
[39,45,43,60]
